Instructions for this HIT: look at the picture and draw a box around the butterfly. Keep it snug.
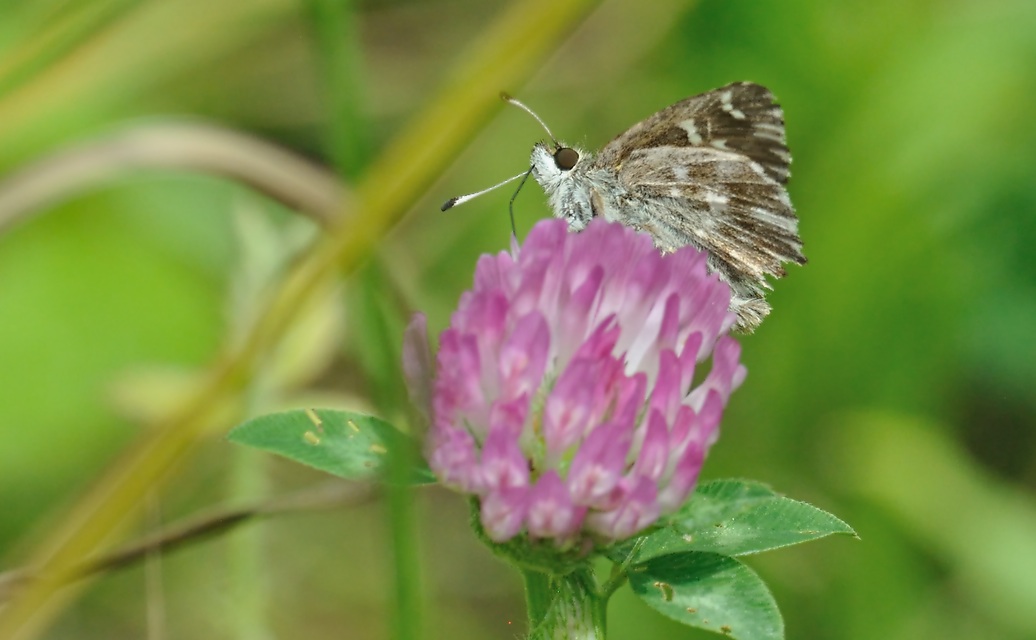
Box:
[444,82,805,333]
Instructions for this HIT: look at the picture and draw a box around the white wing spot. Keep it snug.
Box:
[718,92,748,119]
[704,191,729,205]
[672,165,690,181]
[753,122,786,143]
[755,122,784,134]
[711,139,730,150]
[751,206,799,233]
[669,188,683,198]
[678,119,704,145]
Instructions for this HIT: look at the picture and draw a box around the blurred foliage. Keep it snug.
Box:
[0,0,1034,639]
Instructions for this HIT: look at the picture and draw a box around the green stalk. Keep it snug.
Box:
[386,441,422,640]
[305,0,367,179]
[226,446,274,640]
[523,566,607,640]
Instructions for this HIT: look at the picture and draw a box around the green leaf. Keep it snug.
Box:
[629,552,783,640]
[651,479,856,558]
[227,408,435,484]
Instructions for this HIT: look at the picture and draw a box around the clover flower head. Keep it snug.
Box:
[404,219,746,544]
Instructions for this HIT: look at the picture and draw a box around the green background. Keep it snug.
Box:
[1,0,1034,638]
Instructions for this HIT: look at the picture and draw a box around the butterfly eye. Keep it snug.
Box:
[554,147,579,171]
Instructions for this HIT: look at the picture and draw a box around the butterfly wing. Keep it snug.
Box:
[592,82,804,331]
[595,82,792,184]
[614,146,802,288]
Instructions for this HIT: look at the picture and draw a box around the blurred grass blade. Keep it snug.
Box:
[0,121,346,235]
[0,0,145,101]
[305,0,367,179]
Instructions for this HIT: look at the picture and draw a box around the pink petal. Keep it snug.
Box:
[586,476,659,540]
[649,349,682,424]
[480,398,531,491]
[402,313,433,429]
[567,422,632,507]
[498,312,550,401]
[632,408,670,483]
[527,471,585,540]
[481,487,529,542]
[427,424,481,492]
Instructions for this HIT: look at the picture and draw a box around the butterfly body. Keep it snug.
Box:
[529,82,805,333]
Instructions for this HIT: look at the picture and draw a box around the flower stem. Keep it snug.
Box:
[522,566,606,640]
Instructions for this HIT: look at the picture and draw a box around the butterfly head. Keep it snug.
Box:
[530,141,582,181]
[530,142,596,230]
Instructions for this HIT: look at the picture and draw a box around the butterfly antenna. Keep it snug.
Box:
[501,92,558,144]
[441,169,529,211]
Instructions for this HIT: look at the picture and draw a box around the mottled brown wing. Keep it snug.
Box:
[594,82,791,185]
[611,145,804,297]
